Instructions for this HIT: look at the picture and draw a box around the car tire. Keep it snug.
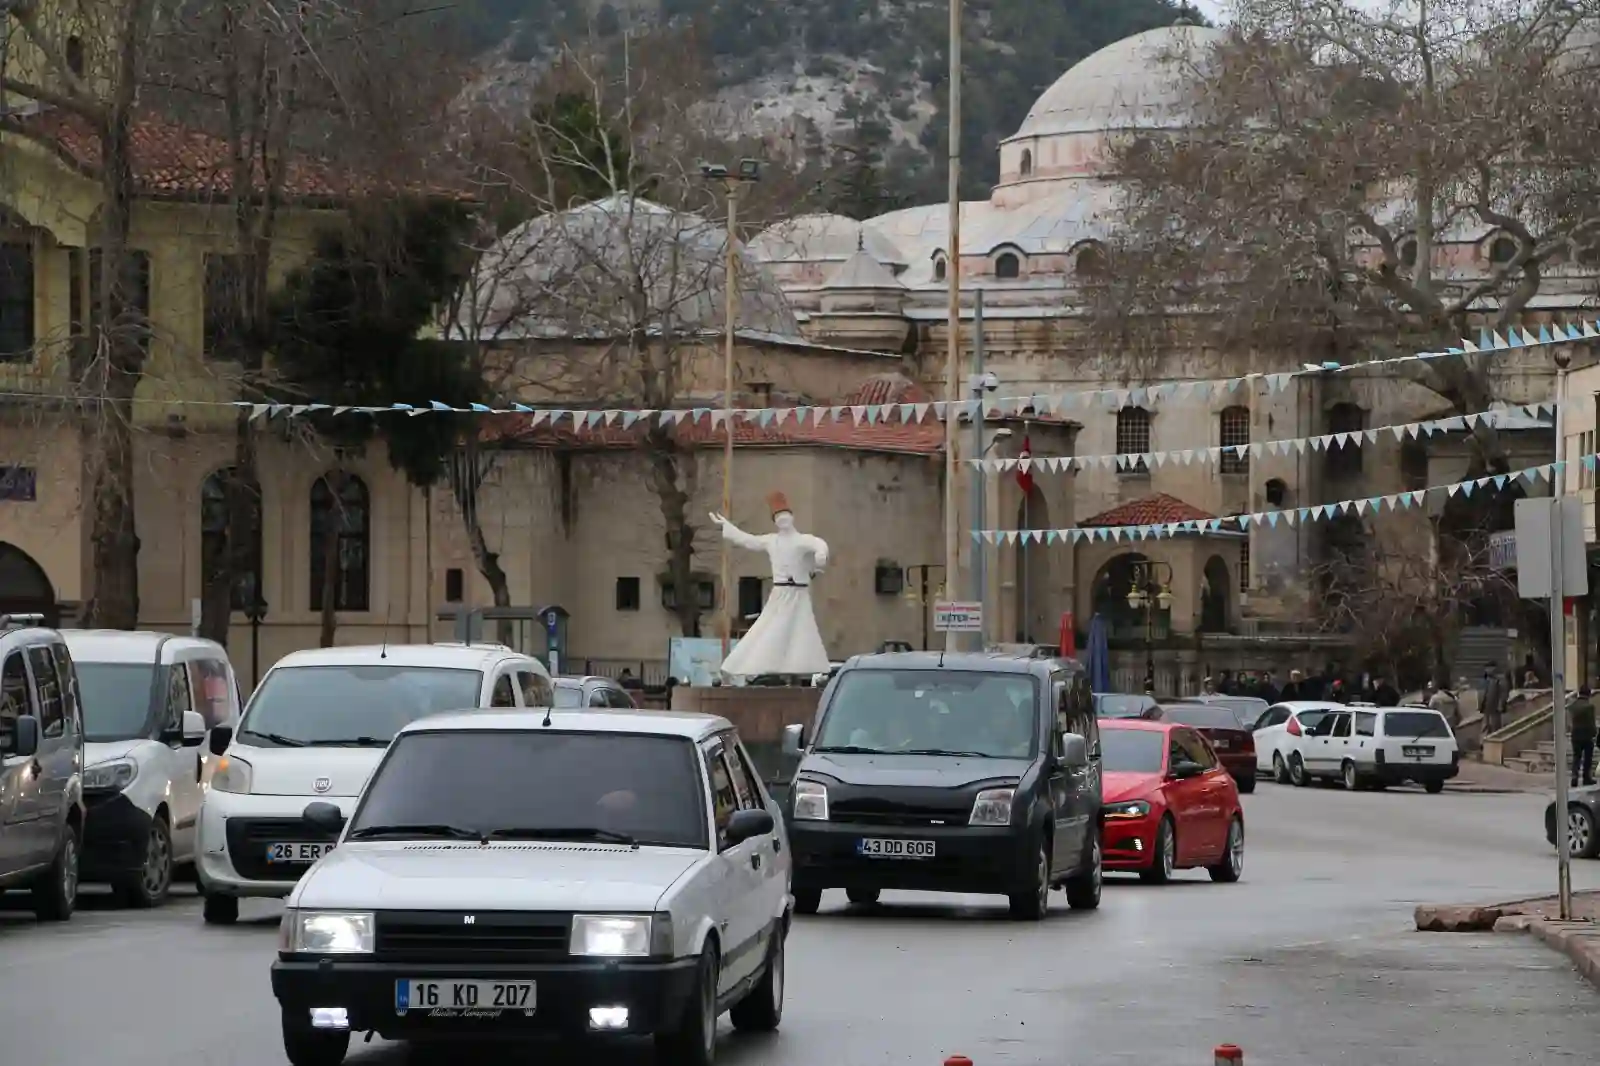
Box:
[656,943,719,1066]
[1272,752,1290,785]
[1063,834,1102,911]
[729,929,784,1032]
[845,887,880,906]
[1209,817,1244,883]
[1424,778,1445,794]
[1008,834,1051,920]
[1341,760,1361,791]
[203,893,240,926]
[1289,754,1310,787]
[281,1007,349,1066]
[1139,817,1176,885]
[31,820,79,922]
[1236,773,1256,795]
[792,888,821,915]
[115,813,173,909]
[1567,804,1600,859]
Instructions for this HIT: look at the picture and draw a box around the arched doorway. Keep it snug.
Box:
[1091,553,1168,638]
[1200,555,1231,633]
[1015,485,1052,641]
[0,542,58,625]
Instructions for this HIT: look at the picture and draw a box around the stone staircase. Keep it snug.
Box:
[1504,739,1572,775]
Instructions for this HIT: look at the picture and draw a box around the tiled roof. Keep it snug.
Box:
[1078,493,1218,528]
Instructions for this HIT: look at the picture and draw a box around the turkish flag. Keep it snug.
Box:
[1016,434,1034,495]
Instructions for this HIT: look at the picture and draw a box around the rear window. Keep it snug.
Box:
[1295,709,1331,730]
[1096,694,1157,718]
[552,684,584,709]
[1158,704,1241,729]
[1382,711,1451,738]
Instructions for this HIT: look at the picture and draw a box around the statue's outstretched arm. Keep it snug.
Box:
[802,533,830,571]
[708,512,769,552]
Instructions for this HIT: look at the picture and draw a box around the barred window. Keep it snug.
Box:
[1116,407,1151,474]
[1219,406,1250,474]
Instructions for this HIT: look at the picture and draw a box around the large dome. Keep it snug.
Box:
[1009,24,1226,141]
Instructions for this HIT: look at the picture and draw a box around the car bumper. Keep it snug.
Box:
[1373,761,1459,785]
[1100,816,1157,871]
[272,956,700,1038]
[198,792,355,899]
[81,792,153,880]
[787,820,1032,894]
[1214,753,1255,781]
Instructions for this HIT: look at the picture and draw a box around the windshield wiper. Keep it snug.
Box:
[897,748,992,758]
[811,744,887,754]
[489,826,638,846]
[304,736,390,747]
[347,823,484,842]
[241,730,307,748]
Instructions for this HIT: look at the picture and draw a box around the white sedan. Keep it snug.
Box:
[1253,702,1341,785]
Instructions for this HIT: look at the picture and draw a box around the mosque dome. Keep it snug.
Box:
[748,213,908,273]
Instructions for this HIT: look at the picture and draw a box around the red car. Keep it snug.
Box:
[1156,702,1257,792]
[1098,719,1245,884]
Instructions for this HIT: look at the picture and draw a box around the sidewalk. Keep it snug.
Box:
[1447,759,1551,793]
[1417,891,1600,994]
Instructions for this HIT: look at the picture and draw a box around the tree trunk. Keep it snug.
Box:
[83,380,141,629]
[645,425,701,637]
[450,453,515,645]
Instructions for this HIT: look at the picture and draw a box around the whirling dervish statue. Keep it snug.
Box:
[709,492,831,678]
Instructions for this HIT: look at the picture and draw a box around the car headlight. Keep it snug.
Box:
[969,787,1015,826]
[792,779,829,821]
[83,759,137,792]
[1103,800,1152,819]
[571,914,653,957]
[280,910,375,954]
[210,754,252,794]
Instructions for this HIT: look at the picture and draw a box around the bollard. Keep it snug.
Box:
[1214,1045,1243,1065]
[945,1057,974,1066]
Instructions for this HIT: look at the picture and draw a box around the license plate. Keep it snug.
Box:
[1403,746,1435,759]
[265,842,334,863]
[395,979,536,1017]
[1212,738,1230,750]
[857,838,935,859]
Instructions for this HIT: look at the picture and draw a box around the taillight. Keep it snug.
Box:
[1241,732,1255,751]
[1287,718,1302,736]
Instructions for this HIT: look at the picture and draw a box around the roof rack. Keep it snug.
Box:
[0,613,47,630]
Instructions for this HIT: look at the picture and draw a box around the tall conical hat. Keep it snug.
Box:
[767,491,792,516]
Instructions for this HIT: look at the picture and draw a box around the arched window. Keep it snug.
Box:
[65,35,84,76]
[994,252,1021,279]
[1019,148,1033,176]
[1075,242,1107,278]
[310,473,370,612]
[1219,405,1250,474]
[1116,406,1151,475]
[1325,402,1365,478]
[201,467,263,610]
[1264,478,1288,507]
[1488,234,1518,265]
[1398,237,1418,268]
[933,255,947,281]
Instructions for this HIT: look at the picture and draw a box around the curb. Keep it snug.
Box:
[1517,918,1600,987]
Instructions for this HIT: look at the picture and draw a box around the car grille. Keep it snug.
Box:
[374,911,573,964]
[828,797,971,827]
[224,818,340,882]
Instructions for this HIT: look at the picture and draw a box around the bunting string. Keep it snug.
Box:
[974,455,1596,545]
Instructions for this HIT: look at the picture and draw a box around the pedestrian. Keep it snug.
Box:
[1202,675,1218,695]
[1482,666,1506,735]
[1280,669,1305,702]
[1428,681,1459,727]
[1572,686,1597,788]
[1372,676,1400,707]
[1259,670,1280,704]
[1330,678,1347,704]
[1524,653,1541,686]
[1217,669,1236,695]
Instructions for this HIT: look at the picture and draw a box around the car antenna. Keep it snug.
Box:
[541,701,553,728]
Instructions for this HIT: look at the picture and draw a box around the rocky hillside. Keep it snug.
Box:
[454,0,1199,203]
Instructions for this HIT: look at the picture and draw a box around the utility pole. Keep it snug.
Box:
[942,0,963,651]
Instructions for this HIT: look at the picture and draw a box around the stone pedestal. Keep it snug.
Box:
[671,685,822,786]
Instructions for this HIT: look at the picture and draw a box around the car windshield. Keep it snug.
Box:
[1096,694,1155,718]
[552,684,585,709]
[813,670,1039,758]
[239,665,483,746]
[75,662,156,742]
[1384,711,1451,738]
[1100,728,1166,773]
[348,730,707,849]
[1159,704,1241,729]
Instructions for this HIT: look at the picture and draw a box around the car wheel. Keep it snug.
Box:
[281,1007,349,1066]
[203,893,240,926]
[1236,773,1256,795]
[845,887,880,906]
[791,888,821,915]
[656,943,719,1066]
[1008,834,1051,920]
[1209,817,1244,883]
[1139,817,1176,884]
[729,929,784,1032]
[1063,833,1102,910]
[1289,754,1310,787]
[1341,760,1361,791]
[1272,752,1290,785]
[116,814,172,909]
[31,820,79,922]
[1424,778,1445,794]
[1568,805,1600,859]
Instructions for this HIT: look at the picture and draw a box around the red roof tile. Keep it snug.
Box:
[1079,493,1218,528]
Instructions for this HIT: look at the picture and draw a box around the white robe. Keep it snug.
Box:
[718,521,831,678]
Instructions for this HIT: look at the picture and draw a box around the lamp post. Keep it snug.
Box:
[699,158,762,660]
[904,564,948,651]
[971,421,1011,645]
[1125,560,1173,694]
[1552,347,1573,920]
[243,587,268,694]
[942,0,965,651]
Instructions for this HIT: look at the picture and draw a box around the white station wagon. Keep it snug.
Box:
[270,709,792,1066]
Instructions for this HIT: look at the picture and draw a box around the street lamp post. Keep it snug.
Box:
[699,159,762,661]
[243,590,268,694]
[905,564,948,651]
[971,420,1011,642]
[942,0,965,651]
[1126,560,1173,694]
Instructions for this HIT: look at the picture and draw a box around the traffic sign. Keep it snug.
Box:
[934,601,983,632]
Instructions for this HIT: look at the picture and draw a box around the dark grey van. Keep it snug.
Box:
[780,651,1101,920]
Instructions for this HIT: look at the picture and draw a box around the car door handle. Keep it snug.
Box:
[751,853,762,871]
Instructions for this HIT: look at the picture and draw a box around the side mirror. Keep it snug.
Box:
[3,715,40,759]
[208,724,234,757]
[725,807,775,845]
[1060,731,1088,769]
[303,801,346,835]
[181,710,207,747]
[1169,760,1203,780]
[781,723,805,757]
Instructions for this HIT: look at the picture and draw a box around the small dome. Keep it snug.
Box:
[823,249,905,290]
[749,213,908,270]
[1010,25,1226,140]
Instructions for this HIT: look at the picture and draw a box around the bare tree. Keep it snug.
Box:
[1093,0,1600,486]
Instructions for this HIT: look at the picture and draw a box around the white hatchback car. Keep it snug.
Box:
[270,709,791,1066]
[197,643,550,925]
[1253,701,1341,785]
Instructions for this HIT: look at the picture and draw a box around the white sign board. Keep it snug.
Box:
[934,601,984,632]
[1514,497,1590,599]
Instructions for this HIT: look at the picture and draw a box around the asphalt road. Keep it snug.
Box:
[4,780,1600,1066]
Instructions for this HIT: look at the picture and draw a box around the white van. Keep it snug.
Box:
[64,631,241,907]
[196,642,552,925]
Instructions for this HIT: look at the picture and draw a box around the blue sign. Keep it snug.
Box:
[544,609,559,635]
